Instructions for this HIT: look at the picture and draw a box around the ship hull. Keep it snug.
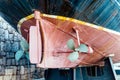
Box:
[18,14,120,68]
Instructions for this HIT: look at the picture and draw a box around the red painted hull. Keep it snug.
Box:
[18,14,120,68]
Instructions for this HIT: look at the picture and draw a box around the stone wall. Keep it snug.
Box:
[0,16,44,80]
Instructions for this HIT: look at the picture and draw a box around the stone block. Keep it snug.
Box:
[3,41,11,52]
[4,30,9,40]
[0,58,3,65]
[0,42,4,51]
[0,66,5,75]
[6,59,11,65]
[0,52,6,56]
[4,67,16,79]
[13,67,17,75]
[0,35,5,41]
[10,40,14,44]
[6,52,10,58]
[9,52,15,58]
[4,76,12,80]
[11,76,16,80]
[5,69,13,75]
[0,28,5,34]
[0,23,3,28]
[20,66,25,75]
[21,74,28,80]
[11,59,15,65]
[8,27,15,34]
[0,76,3,80]
[2,22,8,30]
[9,34,14,41]
[2,57,6,65]
[17,34,22,41]
[14,36,20,42]
[31,65,36,72]
[15,60,19,65]
[16,75,21,80]
[24,68,29,74]
[11,42,20,52]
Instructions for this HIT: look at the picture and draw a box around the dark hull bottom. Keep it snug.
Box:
[45,58,116,80]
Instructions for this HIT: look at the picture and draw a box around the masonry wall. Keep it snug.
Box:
[0,16,44,80]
